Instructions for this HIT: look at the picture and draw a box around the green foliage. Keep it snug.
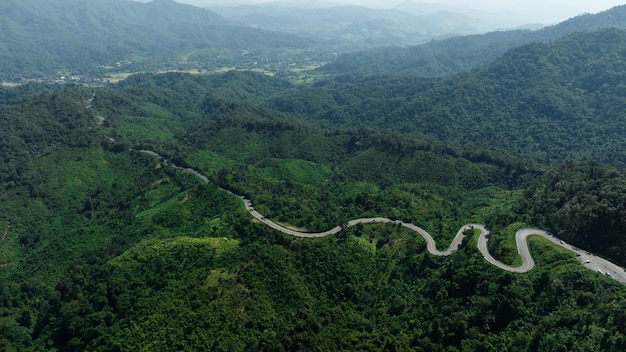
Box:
[39,225,626,351]
[524,161,626,265]
[485,222,528,266]
[0,86,99,184]
[3,42,626,351]
[172,111,537,246]
[274,29,626,168]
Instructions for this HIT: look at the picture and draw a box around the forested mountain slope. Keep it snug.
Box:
[319,4,626,77]
[1,79,626,351]
[0,0,309,80]
[81,30,626,264]
[3,26,626,348]
[274,28,626,168]
[523,162,626,265]
[0,87,99,184]
[101,62,626,265]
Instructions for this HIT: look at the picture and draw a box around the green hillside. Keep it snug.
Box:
[274,29,626,168]
[0,0,310,80]
[2,18,626,351]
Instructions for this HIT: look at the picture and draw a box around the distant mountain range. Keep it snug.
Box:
[0,0,309,80]
[207,3,525,48]
[3,0,625,82]
[319,4,626,77]
[272,27,626,168]
[394,0,542,28]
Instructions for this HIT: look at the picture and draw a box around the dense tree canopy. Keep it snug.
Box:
[524,162,626,264]
[3,22,626,351]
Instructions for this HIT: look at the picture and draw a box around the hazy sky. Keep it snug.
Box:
[156,0,626,24]
[430,0,626,22]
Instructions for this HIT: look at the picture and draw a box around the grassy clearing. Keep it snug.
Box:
[469,188,525,223]
[106,69,205,83]
[108,236,240,267]
[115,115,181,143]
[105,72,136,83]
[351,235,377,254]
[214,67,237,73]
[142,178,184,206]
[156,69,202,75]
[185,150,237,178]
[499,222,529,267]
[136,191,189,219]
[467,227,481,248]
[290,64,324,73]
[257,159,332,188]
[527,236,580,271]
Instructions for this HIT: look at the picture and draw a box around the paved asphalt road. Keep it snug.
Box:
[141,150,626,285]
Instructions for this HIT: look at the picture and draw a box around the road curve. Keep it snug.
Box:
[139,150,626,284]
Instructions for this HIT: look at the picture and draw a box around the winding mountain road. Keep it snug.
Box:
[140,150,626,285]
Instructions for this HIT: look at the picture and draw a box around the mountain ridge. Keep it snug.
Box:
[208,3,511,48]
[319,4,626,77]
[0,0,310,80]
